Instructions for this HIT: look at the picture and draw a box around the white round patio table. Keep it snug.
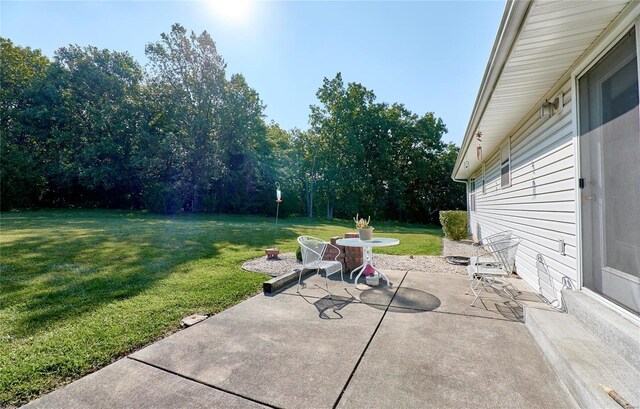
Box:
[335,237,400,288]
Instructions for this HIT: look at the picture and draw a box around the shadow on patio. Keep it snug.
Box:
[25,268,576,409]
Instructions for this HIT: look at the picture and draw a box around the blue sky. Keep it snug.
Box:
[1,1,504,145]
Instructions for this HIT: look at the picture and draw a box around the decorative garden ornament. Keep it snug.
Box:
[475,130,483,162]
[266,182,283,259]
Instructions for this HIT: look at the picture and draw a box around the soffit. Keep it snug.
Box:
[454,0,630,180]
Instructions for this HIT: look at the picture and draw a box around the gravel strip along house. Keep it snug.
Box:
[452,1,640,408]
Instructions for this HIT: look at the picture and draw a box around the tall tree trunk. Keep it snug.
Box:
[305,180,313,217]
[326,199,333,219]
[305,155,316,217]
[192,186,199,212]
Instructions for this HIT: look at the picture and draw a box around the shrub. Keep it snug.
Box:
[296,246,303,262]
[439,210,468,241]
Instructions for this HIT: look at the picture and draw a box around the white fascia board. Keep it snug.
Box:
[452,0,532,181]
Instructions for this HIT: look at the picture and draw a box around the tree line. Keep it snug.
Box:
[0,23,465,223]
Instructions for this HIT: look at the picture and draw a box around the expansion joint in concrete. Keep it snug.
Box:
[331,270,410,409]
[127,356,283,409]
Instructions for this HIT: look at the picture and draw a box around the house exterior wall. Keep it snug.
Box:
[468,80,577,302]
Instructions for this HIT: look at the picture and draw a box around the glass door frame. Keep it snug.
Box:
[572,9,640,323]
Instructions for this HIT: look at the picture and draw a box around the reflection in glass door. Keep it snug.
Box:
[578,28,640,315]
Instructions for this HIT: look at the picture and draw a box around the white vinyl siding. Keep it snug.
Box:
[468,81,578,300]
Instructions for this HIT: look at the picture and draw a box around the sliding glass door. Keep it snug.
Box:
[579,28,640,315]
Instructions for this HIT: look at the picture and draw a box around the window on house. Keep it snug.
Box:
[501,141,511,188]
[469,178,476,211]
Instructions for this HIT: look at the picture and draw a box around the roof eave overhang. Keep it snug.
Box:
[453,0,634,181]
[452,0,532,181]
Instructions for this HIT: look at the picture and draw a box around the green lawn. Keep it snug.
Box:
[0,209,442,406]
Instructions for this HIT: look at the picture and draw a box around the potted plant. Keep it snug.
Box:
[353,214,374,241]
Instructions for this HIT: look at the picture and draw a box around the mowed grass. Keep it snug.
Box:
[0,209,442,406]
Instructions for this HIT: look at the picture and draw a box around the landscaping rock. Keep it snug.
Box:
[180,314,208,328]
[243,252,467,277]
[242,252,301,277]
[442,237,476,258]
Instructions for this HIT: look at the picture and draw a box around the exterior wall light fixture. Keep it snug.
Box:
[540,93,563,118]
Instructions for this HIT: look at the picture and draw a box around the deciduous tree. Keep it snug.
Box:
[0,38,49,210]
[145,23,227,212]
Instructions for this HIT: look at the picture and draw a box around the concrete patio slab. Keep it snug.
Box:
[130,290,384,409]
[401,270,531,321]
[337,298,578,408]
[278,268,406,299]
[24,267,576,409]
[23,358,268,409]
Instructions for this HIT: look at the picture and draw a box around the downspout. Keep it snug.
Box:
[451,179,471,236]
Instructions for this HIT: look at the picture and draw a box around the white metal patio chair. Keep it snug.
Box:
[470,230,513,264]
[297,236,344,294]
[466,231,513,295]
[466,237,521,306]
